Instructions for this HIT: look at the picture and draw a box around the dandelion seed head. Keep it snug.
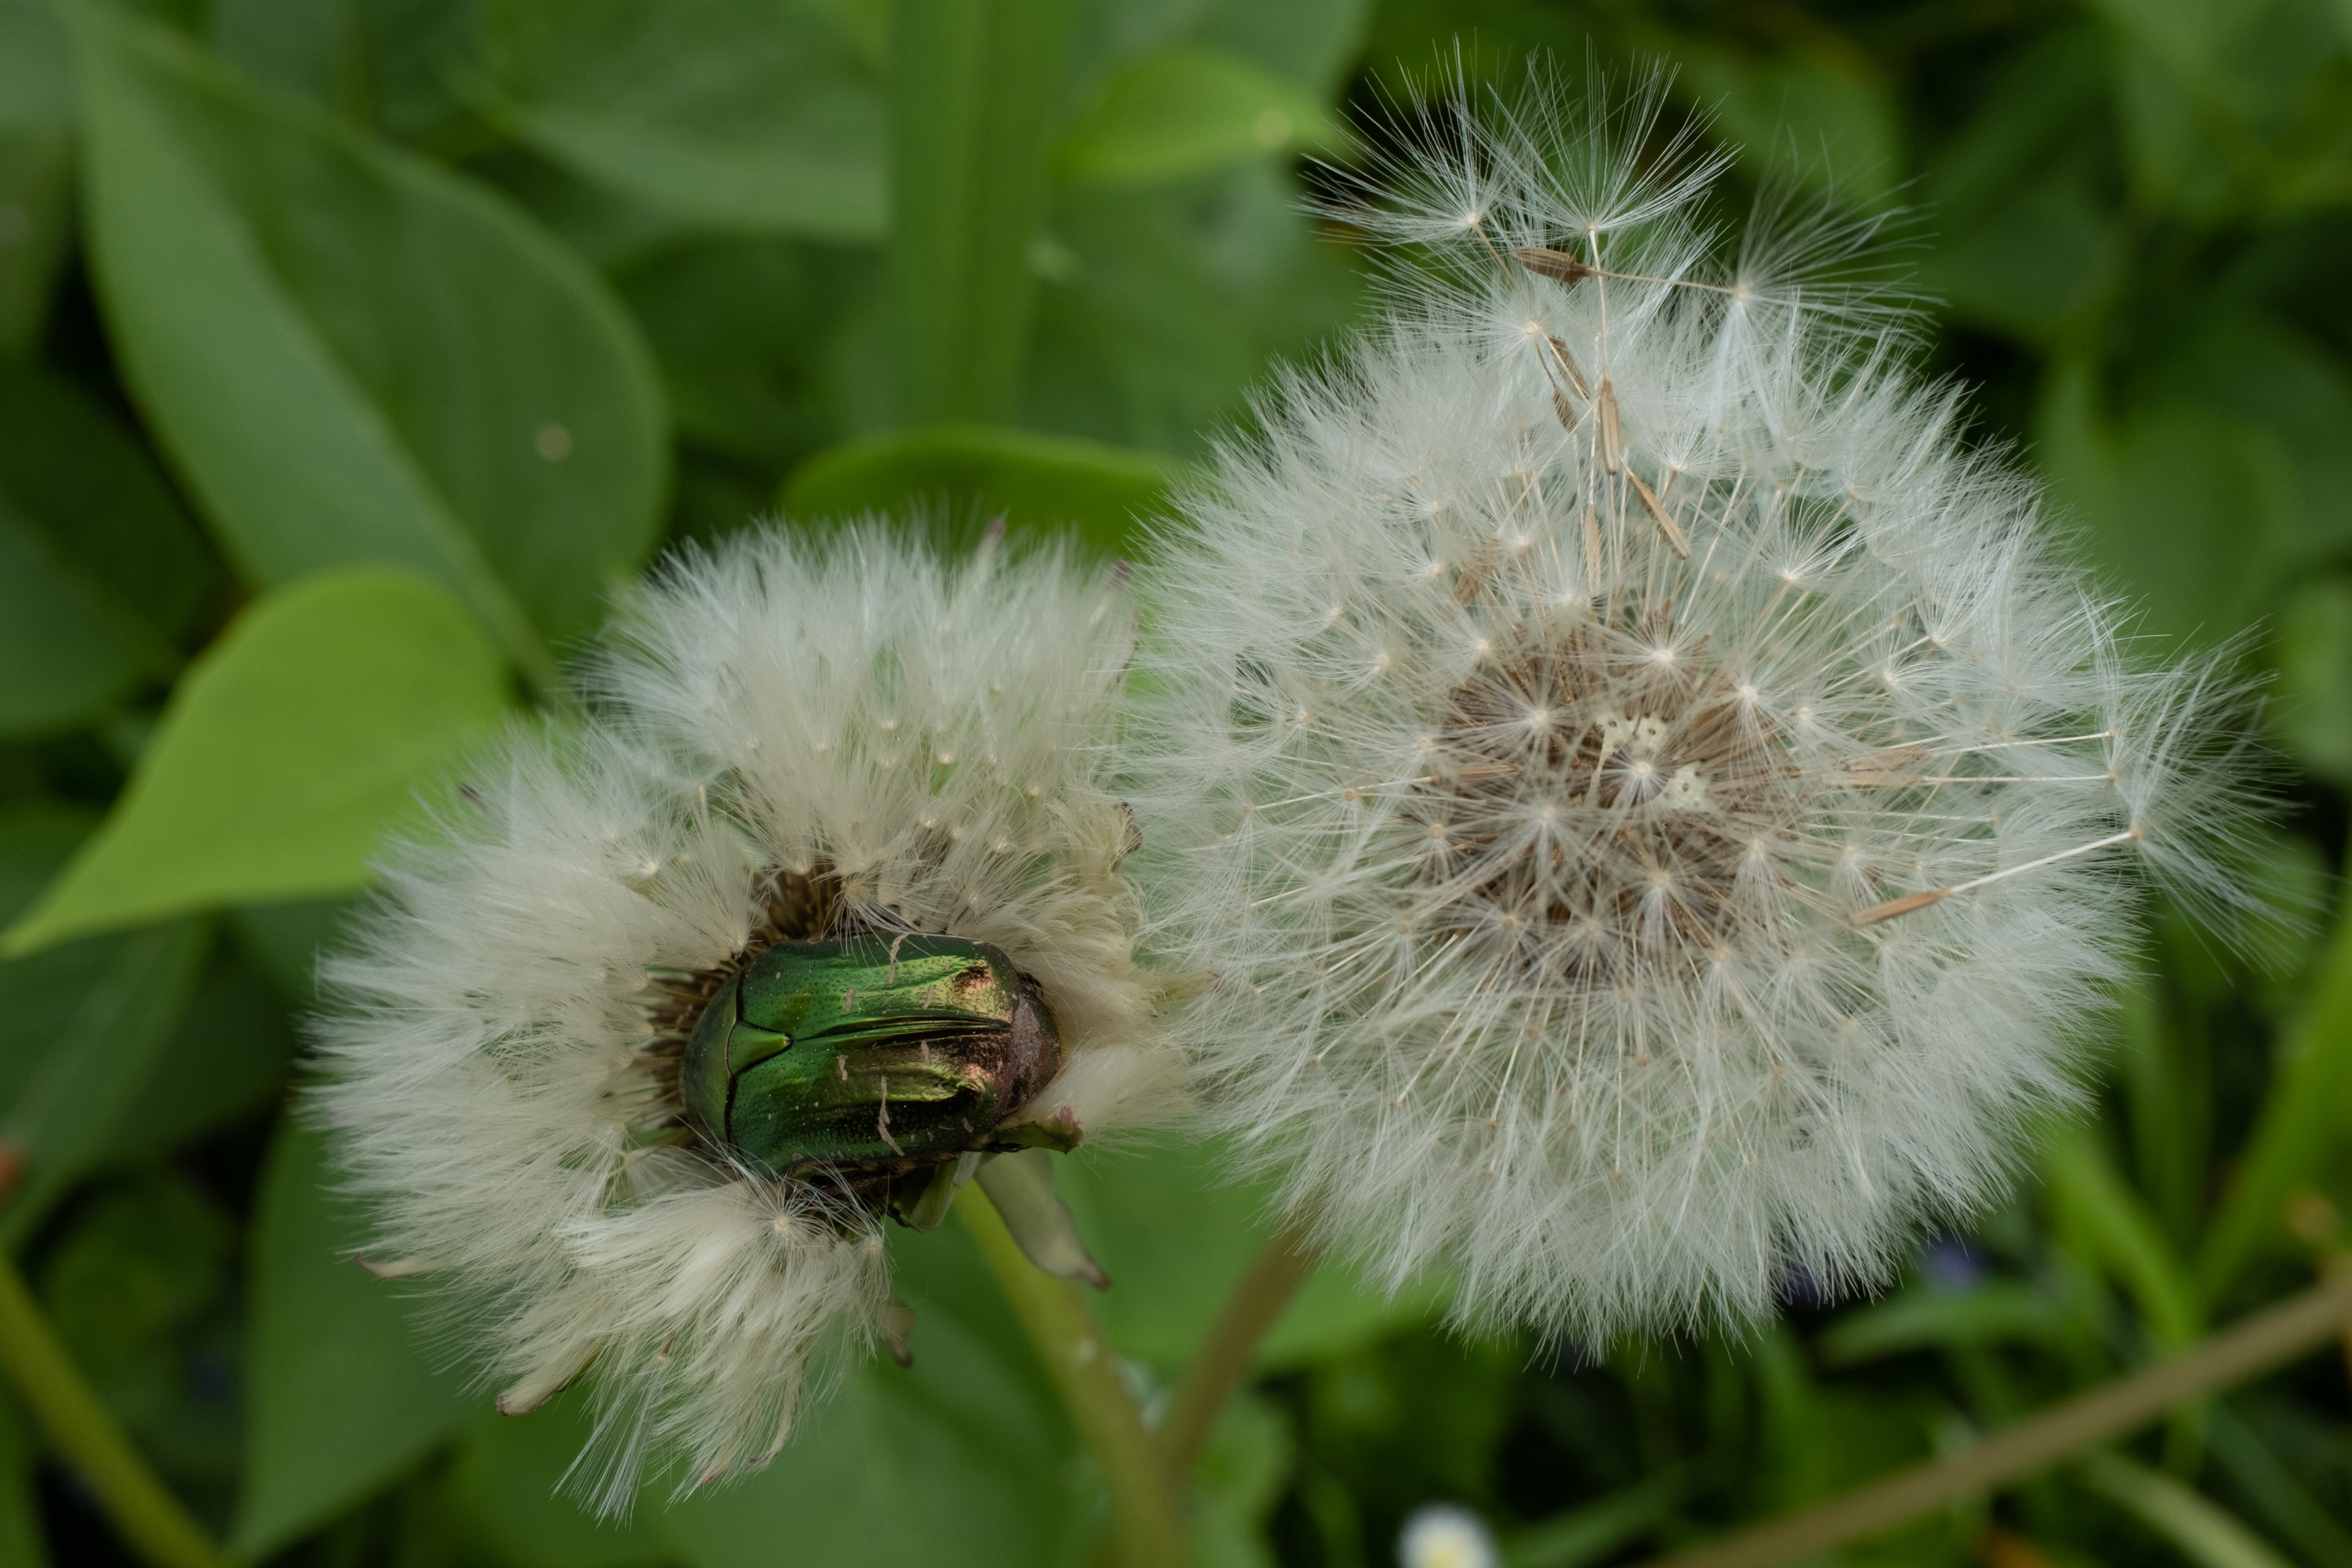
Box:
[1129,69,2267,1343]
[315,526,1175,1510]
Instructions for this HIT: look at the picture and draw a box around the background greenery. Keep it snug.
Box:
[0,0,2348,1563]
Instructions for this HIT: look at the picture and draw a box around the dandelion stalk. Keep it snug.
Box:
[958,1184,1185,1568]
[1642,1269,2352,1568]
[0,1253,230,1568]
[1159,1221,1317,1472]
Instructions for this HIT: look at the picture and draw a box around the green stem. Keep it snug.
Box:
[887,0,1074,423]
[958,1184,1185,1568]
[0,1252,231,1568]
[1159,1222,1316,1472]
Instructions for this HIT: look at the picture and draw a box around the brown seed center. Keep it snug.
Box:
[1413,619,1795,974]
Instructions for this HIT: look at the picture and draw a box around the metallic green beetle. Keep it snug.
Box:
[681,932,1069,1222]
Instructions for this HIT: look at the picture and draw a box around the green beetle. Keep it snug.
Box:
[681,932,1069,1222]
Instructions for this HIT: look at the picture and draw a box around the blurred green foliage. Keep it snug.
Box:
[0,0,2347,1564]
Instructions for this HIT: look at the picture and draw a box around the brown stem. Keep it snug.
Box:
[1160,1221,1317,1472]
[1641,1269,2352,1568]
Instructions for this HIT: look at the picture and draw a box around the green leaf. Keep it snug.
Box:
[2034,370,2289,644]
[1190,1392,1293,1568]
[1919,24,2107,227]
[0,501,156,739]
[448,1393,673,1568]
[0,0,71,129]
[1061,46,1348,188]
[441,1203,1081,1567]
[228,894,357,1004]
[2042,1123,2205,1351]
[3,568,508,956]
[0,801,93,924]
[1813,1279,2071,1367]
[1029,163,1363,456]
[0,914,211,1242]
[234,1116,474,1559]
[890,0,1076,422]
[2160,316,2352,562]
[1501,1471,1682,1568]
[101,944,293,1160]
[617,237,855,471]
[2078,1450,2297,1568]
[0,128,72,358]
[476,0,884,240]
[0,1397,42,1568]
[1178,0,1370,96]
[662,1218,1083,1568]
[0,805,212,1239]
[1921,162,2124,343]
[1055,1134,1447,1374]
[67,2,667,681]
[0,362,220,737]
[2205,1402,2352,1568]
[38,1167,242,1482]
[0,365,220,639]
[0,0,74,356]
[1671,38,1904,205]
[2200,898,2352,1297]
[2271,577,2352,783]
[206,0,477,146]
[783,422,1182,555]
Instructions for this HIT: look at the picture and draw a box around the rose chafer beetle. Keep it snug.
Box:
[681,932,1076,1229]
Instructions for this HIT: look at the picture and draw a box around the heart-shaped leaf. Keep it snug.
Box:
[68,3,666,683]
[4,568,508,955]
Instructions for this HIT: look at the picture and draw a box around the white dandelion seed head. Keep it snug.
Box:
[314,525,1177,1512]
[1127,73,2267,1345]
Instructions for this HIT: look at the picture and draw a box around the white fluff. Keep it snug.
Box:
[314,526,1174,1508]
[1123,72,2267,1343]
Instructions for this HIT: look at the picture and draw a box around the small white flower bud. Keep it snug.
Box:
[1399,1504,1499,1568]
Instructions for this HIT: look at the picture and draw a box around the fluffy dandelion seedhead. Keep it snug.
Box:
[316,525,1174,1509]
[1127,70,2268,1342]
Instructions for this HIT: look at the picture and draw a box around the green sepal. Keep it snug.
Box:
[973,1149,1106,1290]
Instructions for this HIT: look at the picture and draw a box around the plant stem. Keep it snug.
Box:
[958,1184,1185,1568]
[1160,1222,1317,1472]
[888,0,1073,423]
[1643,1269,2352,1568]
[0,1252,231,1568]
